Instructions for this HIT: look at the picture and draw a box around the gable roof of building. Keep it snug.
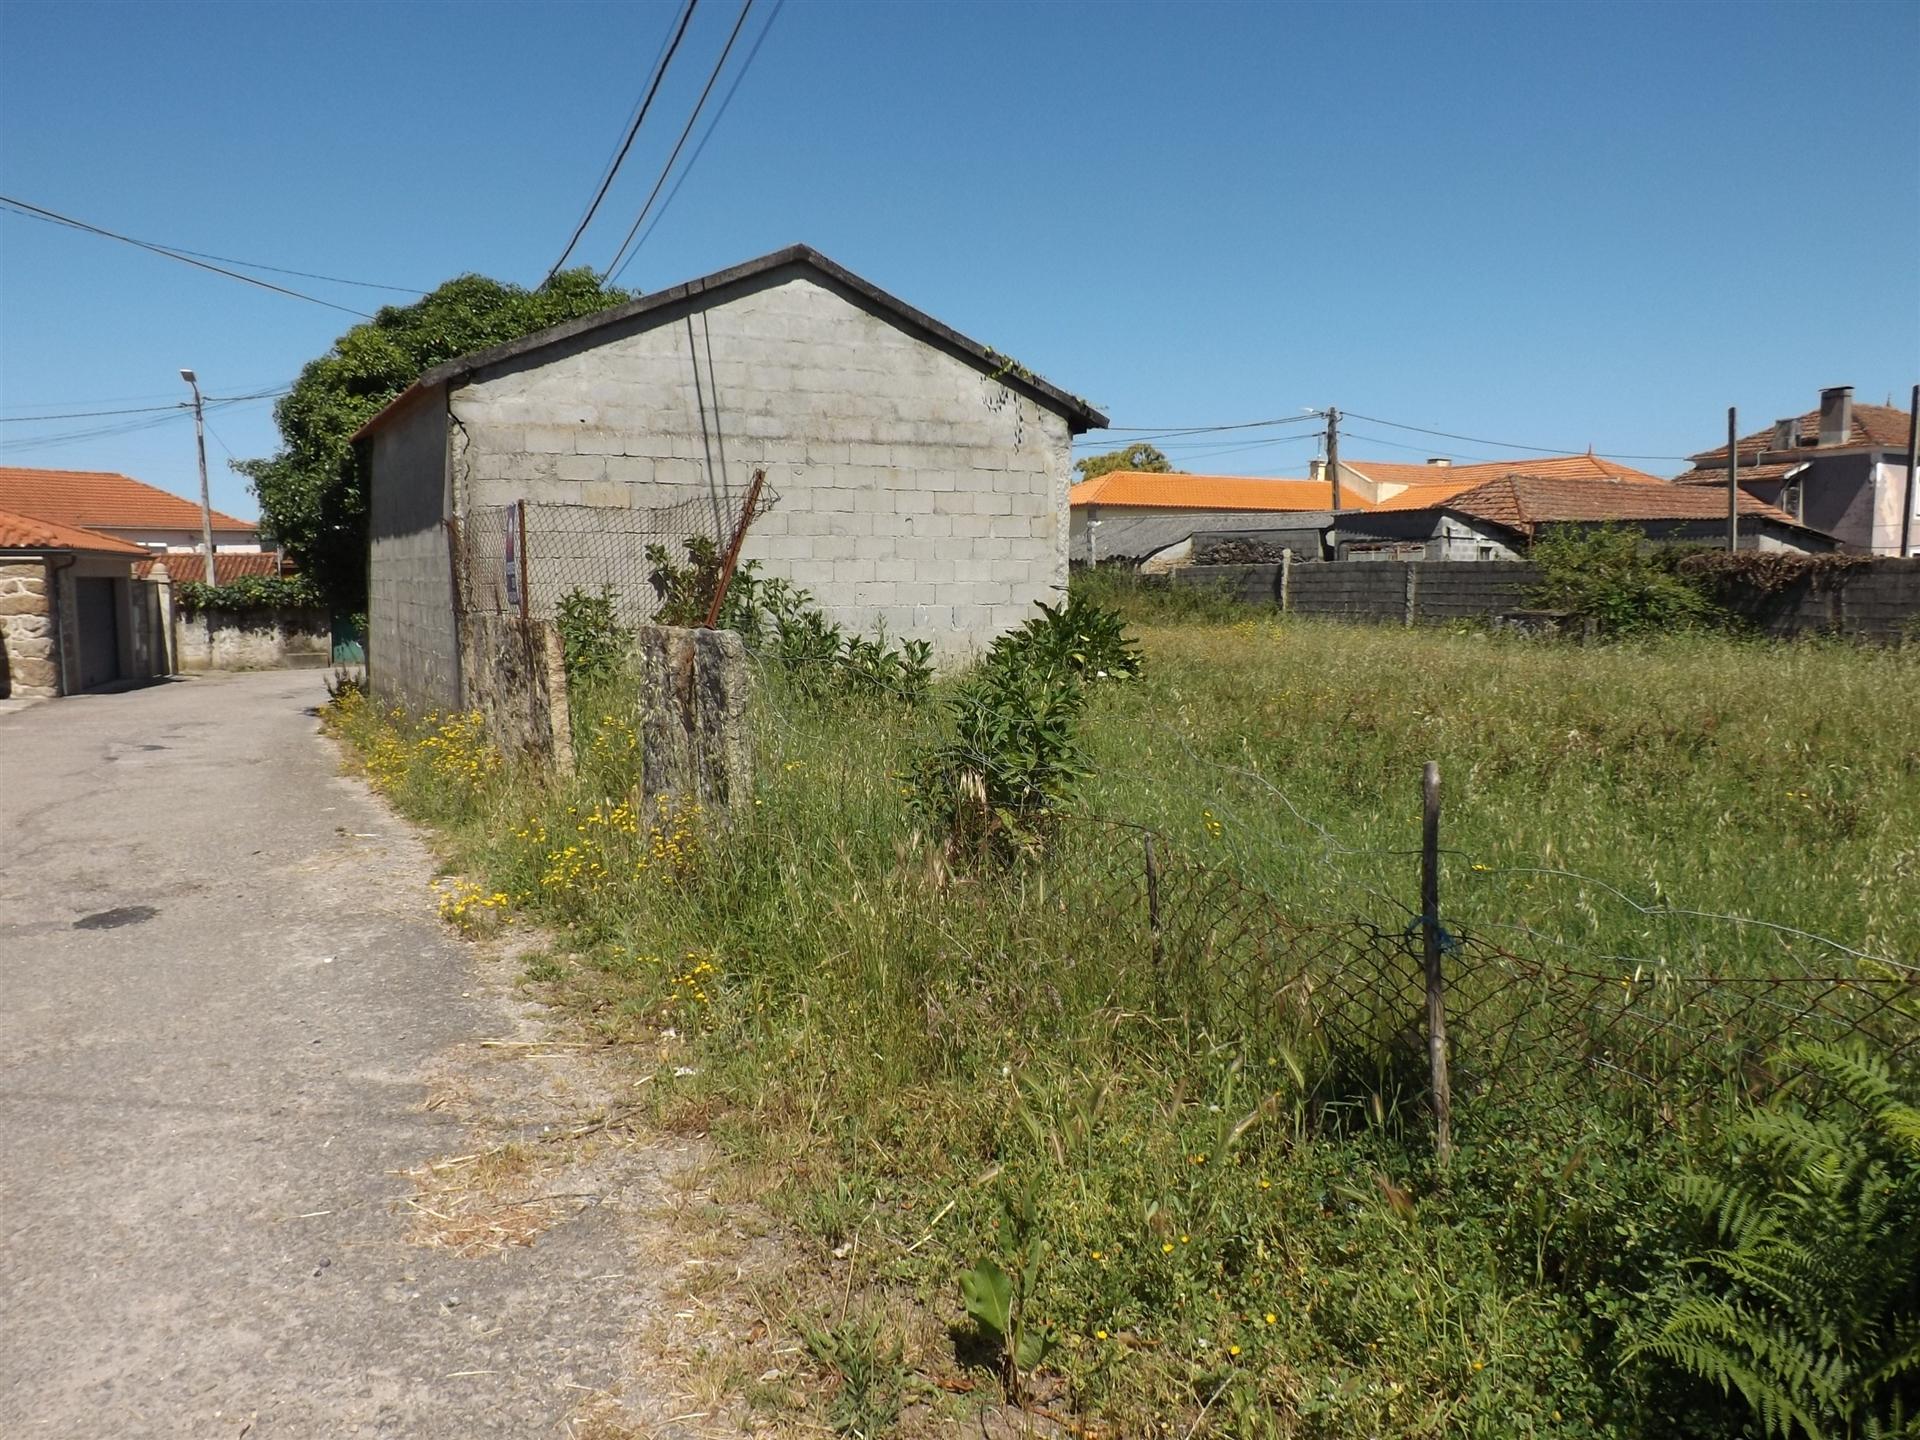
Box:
[1430,473,1810,536]
[1342,452,1668,492]
[1071,470,1371,512]
[1686,403,1912,466]
[0,506,149,555]
[356,245,1108,441]
[133,551,289,585]
[0,466,256,534]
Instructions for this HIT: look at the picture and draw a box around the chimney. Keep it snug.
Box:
[1818,385,1853,447]
[1425,457,1451,468]
[1309,457,1326,482]
[1769,418,1799,452]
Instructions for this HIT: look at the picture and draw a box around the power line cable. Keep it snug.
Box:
[1073,415,1324,449]
[605,0,757,283]
[1340,409,1695,463]
[544,0,702,282]
[0,402,186,423]
[0,196,375,317]
[611,0,786,266]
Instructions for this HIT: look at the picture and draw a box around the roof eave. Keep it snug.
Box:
[354,245,1107,441]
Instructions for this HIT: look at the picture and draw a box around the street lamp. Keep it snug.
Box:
[180,369,216,583]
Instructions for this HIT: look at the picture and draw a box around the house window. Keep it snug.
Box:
[1477,545,1494,560]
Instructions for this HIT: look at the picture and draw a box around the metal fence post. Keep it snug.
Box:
[1422,761,1453,1164]
[515,499,531,623]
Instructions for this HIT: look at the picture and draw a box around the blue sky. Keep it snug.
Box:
[1,0,1915,521]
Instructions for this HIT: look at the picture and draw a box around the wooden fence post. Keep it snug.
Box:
[1422,761,1453,1165]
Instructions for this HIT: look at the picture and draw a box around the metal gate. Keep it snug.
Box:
[73,577,121,690]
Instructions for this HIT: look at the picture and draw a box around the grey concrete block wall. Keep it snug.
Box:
[447,268,1073,660]
[1176,558,1920,640]
[366,389,458,711]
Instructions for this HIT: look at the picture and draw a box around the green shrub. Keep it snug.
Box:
[984,591,1144,683]
[913,661,1087,860]
[555,585,632,690]
[1629,1042,1920,1439]
[174,572,323,613]
[1528,526,1723,637]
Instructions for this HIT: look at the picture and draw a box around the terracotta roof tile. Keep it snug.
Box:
[1344,453,1667,492]
[0,466,256,533]
[1687,403,1913,466]
[133,552,290,585]
[1433,473,1809,535]
[1670,461,1808,487]
[0,507,148,555]
[1071,471,1369,512]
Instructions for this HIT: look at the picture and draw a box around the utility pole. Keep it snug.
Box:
[1726,406,1739,553]
[1325,407,1343,514]
[1902,383,1917,558]
[180,369,216,583]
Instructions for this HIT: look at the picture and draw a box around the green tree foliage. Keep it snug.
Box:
[1073,442,1175,482]
[239,270,632,615]
[1630,1042,1920,1439]
[1528,524,1722,636]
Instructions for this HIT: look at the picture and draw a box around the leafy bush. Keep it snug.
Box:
[645,535,729,627]
[1629,1042,1920,1439]
[913,661,1087,860]
[911,595,1138,860]
[1528,526,1723,637]
[555,586,632,690]
[174,573,324,613]
[984,591,1144,683]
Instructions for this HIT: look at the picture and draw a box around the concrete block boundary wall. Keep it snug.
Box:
[1173,558,1920,642]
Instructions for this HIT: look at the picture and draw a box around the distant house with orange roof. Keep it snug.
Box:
[1069,469,1361,564]
[0,466,261,557]
[1319,451,1667,506]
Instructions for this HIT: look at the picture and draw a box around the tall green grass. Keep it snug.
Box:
[324,616,1920,1438]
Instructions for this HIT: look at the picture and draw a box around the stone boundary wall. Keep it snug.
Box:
[173,606,331,671]
[0,559,55,698]
[1174,558,1920,641]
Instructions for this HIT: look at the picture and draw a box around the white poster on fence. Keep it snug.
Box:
[503,506,522,612]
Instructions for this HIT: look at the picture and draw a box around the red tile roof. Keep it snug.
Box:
[1670,461,1809,488]
[1344,453,1667,492]
[0,466,256,533]
[1071,471,1369,512]
[133,551,290,585]
[1687,403,1913,466]
[0,507,148,555]
[1433,473,1808,536]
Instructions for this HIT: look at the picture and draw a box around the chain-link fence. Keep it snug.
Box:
[1043,806,1919,1147]
[455,484,772,629]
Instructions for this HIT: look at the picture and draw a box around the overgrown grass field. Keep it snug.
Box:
[328,592,1920,1439]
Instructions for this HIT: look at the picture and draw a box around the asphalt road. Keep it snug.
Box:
[0,672,638,1437]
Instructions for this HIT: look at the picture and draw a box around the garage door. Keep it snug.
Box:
[74,577,121,690]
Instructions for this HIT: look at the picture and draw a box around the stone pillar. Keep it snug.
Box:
[634,625,753,824]
[0,560,57,699]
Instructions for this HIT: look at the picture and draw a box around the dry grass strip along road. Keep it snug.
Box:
[0,672,643,1436]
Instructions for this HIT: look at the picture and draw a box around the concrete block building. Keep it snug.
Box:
[356,246,1106,712]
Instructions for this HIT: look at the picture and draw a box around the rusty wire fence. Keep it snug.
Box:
[454,482,775,629]
[1041,807,1920,1148]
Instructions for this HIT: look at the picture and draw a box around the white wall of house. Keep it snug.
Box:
[1872,461,1918,556]
[96,527,262,553]
[448,269,1075,661]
